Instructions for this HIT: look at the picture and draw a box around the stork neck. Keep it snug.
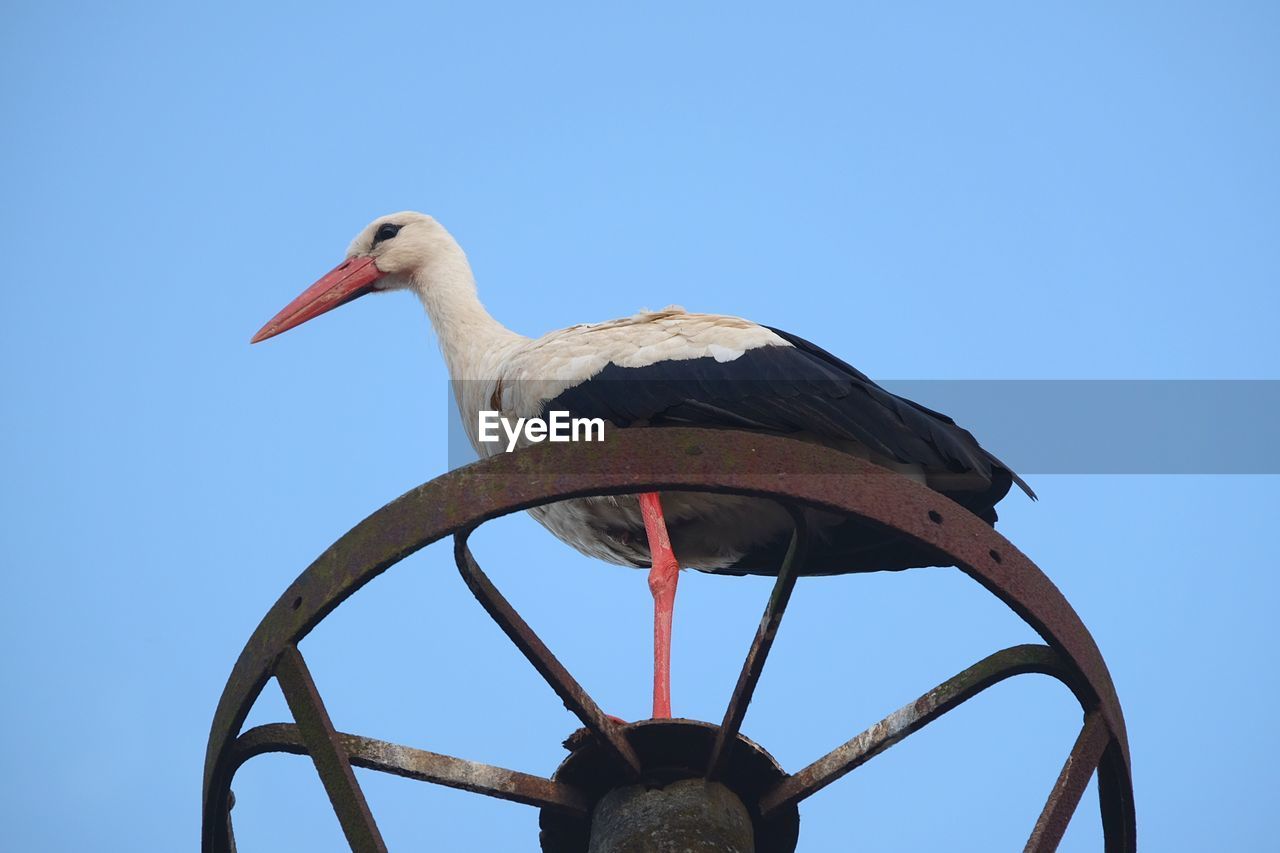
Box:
[412,244,524,380]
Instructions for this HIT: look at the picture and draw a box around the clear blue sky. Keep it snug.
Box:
[2,3,1276,851]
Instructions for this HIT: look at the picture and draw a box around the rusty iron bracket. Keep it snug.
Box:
[274,645,387,853]
[230,724,591,816]
[1026,711,1113,852]
[756,644,1081,816]
[454,532,643,779]
[707,508,809,781]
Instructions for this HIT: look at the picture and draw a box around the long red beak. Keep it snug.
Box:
[251,256,385,343]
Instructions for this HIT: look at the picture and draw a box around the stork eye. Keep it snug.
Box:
[373,223,402,245]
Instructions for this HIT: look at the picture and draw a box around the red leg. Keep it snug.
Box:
[639,492,679,719]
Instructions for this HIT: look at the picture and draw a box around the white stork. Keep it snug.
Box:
[252,211,1033,719]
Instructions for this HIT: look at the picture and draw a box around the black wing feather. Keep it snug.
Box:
[766,326,1035,499]
[543,325,1033,520]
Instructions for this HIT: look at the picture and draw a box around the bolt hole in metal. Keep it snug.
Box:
[202,429,1134,853]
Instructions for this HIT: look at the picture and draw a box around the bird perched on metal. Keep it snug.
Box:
[252,211,1033,719]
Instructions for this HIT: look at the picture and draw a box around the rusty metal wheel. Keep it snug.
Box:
[203,428,1135,852]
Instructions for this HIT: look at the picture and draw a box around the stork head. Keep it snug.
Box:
[251,211,445,343]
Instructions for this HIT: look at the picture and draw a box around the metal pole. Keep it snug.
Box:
[587,778,754,853]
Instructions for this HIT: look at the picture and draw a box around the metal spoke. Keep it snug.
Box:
[231,723,591,816]
[274,646,387,853]
[454,532,642,779]
[707,509,808,780]
[1025,711,1110,852]
[759,644,1070,818]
